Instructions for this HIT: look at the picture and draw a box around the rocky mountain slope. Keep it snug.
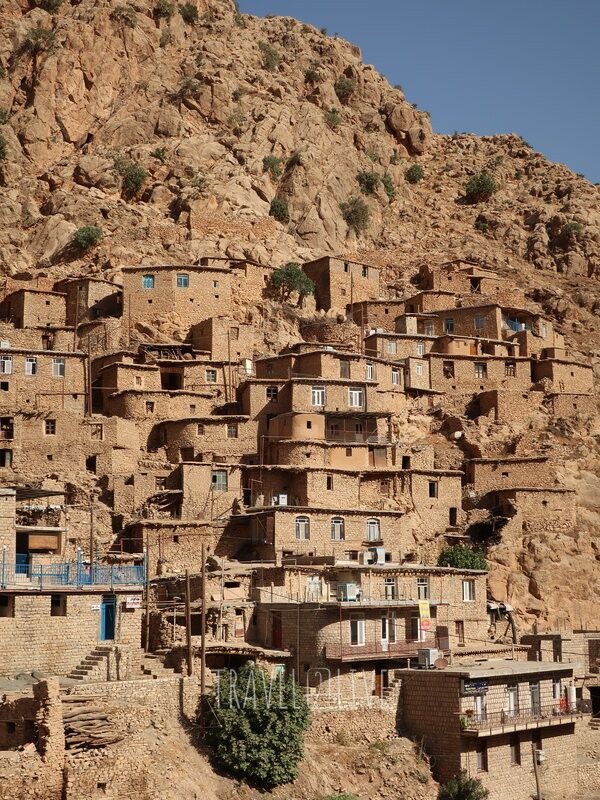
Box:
[0,0,599,628]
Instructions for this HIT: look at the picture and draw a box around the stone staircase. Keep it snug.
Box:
[138,653,179,680]
[66,645,113,682]
[588,715,600,731]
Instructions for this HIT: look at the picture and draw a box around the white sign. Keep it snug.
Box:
[125,596,142,609]
[91,604,101,611]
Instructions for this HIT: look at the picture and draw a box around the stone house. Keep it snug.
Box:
[347,299,411,331]
[0,289,67,329]
[302,256,381,311]
[465,456,553,495]
[53,276,122,326]
[401,660,578,800]
[418,261,527,306]
[190,316,255,362]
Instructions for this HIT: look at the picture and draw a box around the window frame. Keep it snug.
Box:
[348,387,364,409]
[462,579,476,602]
[176,273,190,288]
[52,358,65,378]
[330,516,345,541]
[142,274,155,289]
[311,386,326,407]
[211,470,228,492]
[25,357,37,376]
[295,515,310,540]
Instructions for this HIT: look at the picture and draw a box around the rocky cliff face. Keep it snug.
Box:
[0,0,599,629]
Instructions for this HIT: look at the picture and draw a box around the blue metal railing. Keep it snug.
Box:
[0,549,146,590]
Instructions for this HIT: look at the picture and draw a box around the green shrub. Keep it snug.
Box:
[153,0,174,18]
[405,164,424,184]
[159,29,172,47]
[38,0,62,11]
[179,2,198,23]
[357,170,380,195]
[0,109,9,125]
[340,196,370,234]
[231,88,242,102]
[271,262,314,302]
[381,172,395,201]
[234,13,246,27]
[227,107,245,129]
[474,216,489,233]
[259,41,280,72]
[0,133,7,161]
[191,172,207,190]
[324,107,341,130]
[304,68,321,83]
[23,27,56,56]
[286,151,302,169]
[114,157,148,195]
[438,772,489,800]
[263,155,284,181]
[366,149,379,163]
[204,663,309,788]
[72,226,103,251]
[437,545,487,571]
[559,222,583,246]
[269,197,289,223]
[464,171,497,203]
[334,75,355,103]
[150,147,166,162]
[110,4,137,27]
[178,77,200,98]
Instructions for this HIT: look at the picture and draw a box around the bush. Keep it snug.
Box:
[110,4,137,27]
[159,29,172,47]
[324,107,341,130]
[271,262,314,302]
[234,12,246,27]
[304,68,321,83]
[340,196,370,234]
[191,172,207,190]
[72,226,103,251]
[231,88,242,102]
[0,133,7,161]
[438,772,489,800]
[179,2,198,23]
[464,171,497,203]
[263,155,284,181]
[334,76,355,103]
[286,151,302,169]
[150,147,166,162]
[114,157,148,195]
[269,197,289,224]
[405,164,424,184]
[153,0,174,18]
[437,545,487,571]
[474,216,489,233]
[259,41,280,72]
[204,663,310,788]
[38,0,62,11]
[23,27,56,56]
[381,172,395,201]
[559,222,583,246]
[356,170,380,195]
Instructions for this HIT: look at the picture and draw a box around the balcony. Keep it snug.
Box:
[460,703,581,736]
[325,637,439,662]
[326,431,391,444]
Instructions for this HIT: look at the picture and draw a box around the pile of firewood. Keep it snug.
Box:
[62,696,123,752]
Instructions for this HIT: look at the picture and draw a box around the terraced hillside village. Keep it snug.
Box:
[0,0,599,799]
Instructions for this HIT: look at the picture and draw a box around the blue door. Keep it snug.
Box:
[15,553,29,575]
[100,594,116,640]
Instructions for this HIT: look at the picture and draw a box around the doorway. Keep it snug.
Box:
[271,612,282,649]
[100,594,117,640]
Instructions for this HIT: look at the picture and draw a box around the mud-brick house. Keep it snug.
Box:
[0,288,67,329]
[347,299,410,332]
[250,562,488,702]
[190,316,255,363]
[401,660,579,800]
[302,256,381,311]
[53,276,122,326]
[417,261,526,307]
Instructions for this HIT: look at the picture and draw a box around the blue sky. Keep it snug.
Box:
[240,0,600,183]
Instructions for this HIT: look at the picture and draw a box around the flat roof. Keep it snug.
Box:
[122,264,231,274]
[469,456,548,464]
[432,659,573,679]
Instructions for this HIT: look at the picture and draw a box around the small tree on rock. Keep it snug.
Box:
[464,172,497,203]
[341,196,370,234]
[334,75,355,103]
[271,262,314,304]
[269,197,289,223]
[439,772,489,800]
[438,544,487,571]
[179,2,198,24]
[356,170,380,195]
[203,662,310,788]
[405,164,424,184]
[72,226,104,251]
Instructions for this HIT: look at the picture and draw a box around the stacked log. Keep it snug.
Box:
[61,696,123,753]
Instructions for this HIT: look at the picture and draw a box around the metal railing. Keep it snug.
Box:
[0,551,145,590]
[325,431,391,444]
[325,637,439,661]
[460,702,581,733]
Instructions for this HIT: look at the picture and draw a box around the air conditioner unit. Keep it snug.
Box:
[0,341,10,349]
[367,547,386,565]
[336,583,359,602]
[535,749,546,765]
[418,648,440,669]
[241,359,253,375]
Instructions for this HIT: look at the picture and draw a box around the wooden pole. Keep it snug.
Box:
[89,493,94,564]
[185,569,194,677]
[227,327,233,407]
[72,286,79,353]
[200,543,207,694]
[86,336,93,417]
[531,741,542,800]
[144,539,151,653]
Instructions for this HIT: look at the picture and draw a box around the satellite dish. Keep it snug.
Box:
[434,658,449,670]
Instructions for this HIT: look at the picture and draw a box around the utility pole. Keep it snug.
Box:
[144,540,151,653]
[185,569,193,676]
[89,493,94,565]
[200,543,207,695]
[72,285,80,353]
[531,742,542,800]
[86,335,93,417]
[227,327,233,406]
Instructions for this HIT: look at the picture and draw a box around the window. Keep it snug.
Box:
[506,684,519,716]
[401,455,411,469]
[331,517,345,541]
[145,401,155,414]
[428,481,438,498]
[416,342,425,356]
[348,388,364,408]
[349,614,365,646]
[0,449,12,467]
[366,362,375,381]
[176,273,189,288]
[340,360,350,379]
[25,357,37,376]
[475,741,488,772]
[443,360,455,379]
[505,360,516,377]
[213,280,219,289]
[211,470,228,492]
[206,369,217,383]
[295,516,310,540]
[311,386,326,406]
[509,735,521,766]
[345,447,352,457]
[416,577,429,600]
[424,323,435,336]
[135,375,142,387]
[366,518,380,541]
[462,579,475,602]
[552,678,562,702]
[444,318,454,333]
[384,578,396,599]
[155,477,167,490]
[227,423,238,439]
[343,262,349,273]
[415,362,424,376]
[326,475,334,491]
[362,266,368,277]
[142,274,155,289]
[44,419,56,435]
[197,423,205,435]
[391,368,400,386]
[474,362,487,379]
[265,385,278,401]
[0,595,15,618]
[475,315,485,331]
[345,550,358,560]
[52,358,65,378]
[455,619,465,645]
[386,340,397,355]
[0,355,12,375]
